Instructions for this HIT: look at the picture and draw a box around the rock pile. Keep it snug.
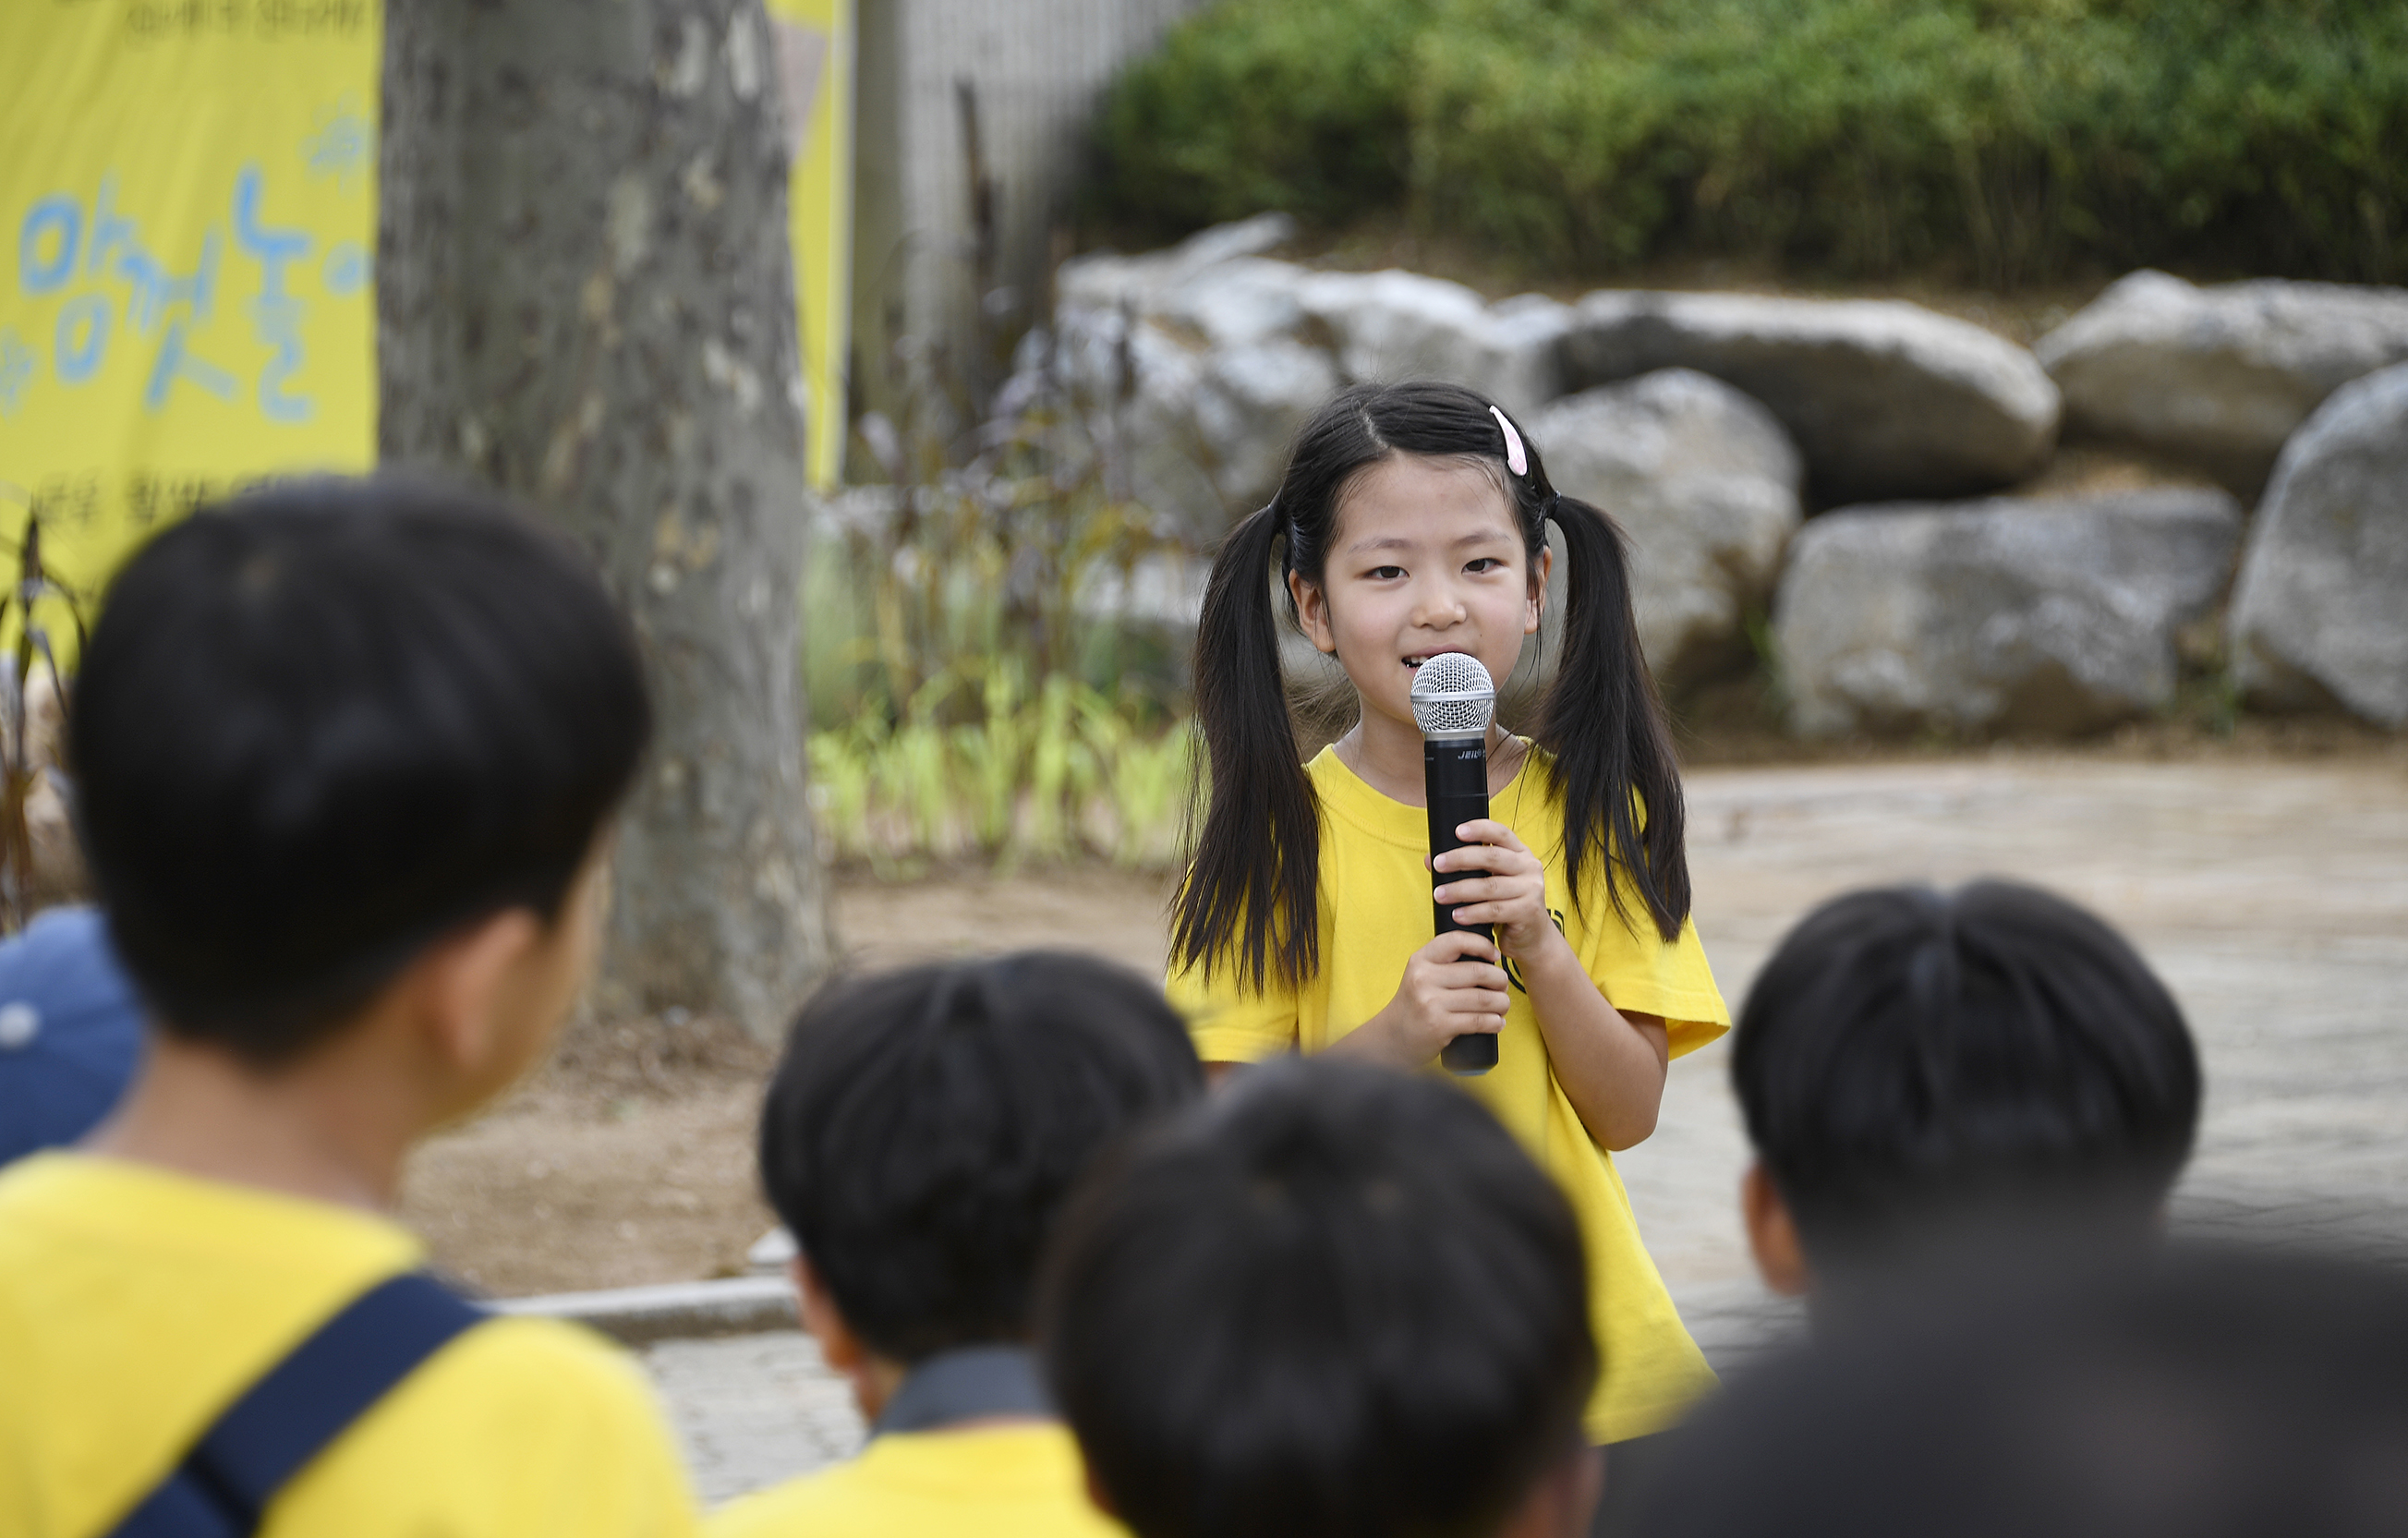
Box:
[1047,216,1575,540]
[1029,219,2406,735]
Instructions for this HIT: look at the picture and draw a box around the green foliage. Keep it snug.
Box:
[1092,0,2408,285]
[809,662,1196,871]
[804,330,1197,869]
[1087,0,1439,238]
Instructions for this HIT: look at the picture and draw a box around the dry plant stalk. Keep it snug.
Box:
[0,489,87,934]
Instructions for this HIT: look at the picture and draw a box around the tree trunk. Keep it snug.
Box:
[378,0,836,1037]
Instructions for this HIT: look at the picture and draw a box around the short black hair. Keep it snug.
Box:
[1633,1247,2408,1538]
[1039,1058,1594,1538]
[71,476,650,1062]
[1731,879,2199,1263]
[758,951,1202,1364]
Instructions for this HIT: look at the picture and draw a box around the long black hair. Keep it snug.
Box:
[1169,380,1690,993]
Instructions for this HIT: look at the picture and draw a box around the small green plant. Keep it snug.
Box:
[808,660,1195,871]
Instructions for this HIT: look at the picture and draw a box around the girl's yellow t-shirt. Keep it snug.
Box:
[1168,745,1729,1444]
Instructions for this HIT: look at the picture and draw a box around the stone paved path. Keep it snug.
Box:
[646,756,2408,1505]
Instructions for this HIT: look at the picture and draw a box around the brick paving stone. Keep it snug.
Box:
[646,757,2408,1500]
[645,1332,864,1506]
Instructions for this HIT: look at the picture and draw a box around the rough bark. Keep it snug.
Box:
[378,0,835,1036]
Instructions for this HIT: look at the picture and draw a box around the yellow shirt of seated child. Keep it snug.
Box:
[710,1422,1124,1538]
[0,1153,699,1538]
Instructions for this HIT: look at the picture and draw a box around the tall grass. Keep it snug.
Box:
[805,314,1201,871]
[809,662,1195,871]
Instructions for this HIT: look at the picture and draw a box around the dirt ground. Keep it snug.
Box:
[398,867,1179,1295]
[400,726,2406,1298]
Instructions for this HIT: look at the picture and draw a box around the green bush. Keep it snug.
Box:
[1087,0,1438,238]
[1091,0,2408,285]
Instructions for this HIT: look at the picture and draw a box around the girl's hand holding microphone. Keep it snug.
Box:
[1433,819,1559,962]
[1336,820,1557,1070]
[1339,930,1511,1070]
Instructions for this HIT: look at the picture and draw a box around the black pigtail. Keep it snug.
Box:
[1169,503,1320,991]
[1534,496,1691,942]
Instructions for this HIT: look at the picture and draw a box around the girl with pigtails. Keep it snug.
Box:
[1168,380,1729,1451]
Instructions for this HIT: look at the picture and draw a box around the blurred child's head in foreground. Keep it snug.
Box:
[74,475,649,1091]
[1041,1058,1600,1538]
[1731,879,2198,1298]
[758,951,1200,1409]
[1632,1246,2408,1538]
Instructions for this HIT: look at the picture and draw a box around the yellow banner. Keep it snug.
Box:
[0,0,381,641]
[768,0,853,488]
[1,0,850,651]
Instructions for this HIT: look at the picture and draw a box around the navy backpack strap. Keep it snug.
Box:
[108,1270,487,1538]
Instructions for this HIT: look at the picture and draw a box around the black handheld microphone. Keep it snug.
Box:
[1410,652,1500,1078]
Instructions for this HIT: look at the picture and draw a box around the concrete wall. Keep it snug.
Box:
[849,0,1209,425]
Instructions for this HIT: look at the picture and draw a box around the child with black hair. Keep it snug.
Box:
[1728,879,2201,1303]
[711,951,1203,1538]
[0,479,688,1538]
[1169,381,1728,1445]
[1040,1056,1603,1538]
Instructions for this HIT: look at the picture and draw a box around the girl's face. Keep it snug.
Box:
[1289,453,1548,733]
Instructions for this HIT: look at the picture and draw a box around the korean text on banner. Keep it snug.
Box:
[0,0,381,649]
[2,0,852,658]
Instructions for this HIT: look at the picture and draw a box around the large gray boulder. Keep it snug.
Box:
[1297,271,1570,418]
[1151,256,1315,351]
[1531,369,1803,685]
[1189,334,1342,519]
[2229,364,2408,728]
[1775,489,2243,737]
[1054,212,1298,314]
[1053,232,1345,536]
[1048,297,1337,541]
[1562,291,2061,503]
[2036,270,2408,496]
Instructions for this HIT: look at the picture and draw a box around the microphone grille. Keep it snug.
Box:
[1410,653,1497,737]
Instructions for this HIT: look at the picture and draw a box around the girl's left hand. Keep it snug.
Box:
[1433,821,1563,963]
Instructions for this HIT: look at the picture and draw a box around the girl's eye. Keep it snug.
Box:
[1465,557,1505,574]
[1369,565,1406,580]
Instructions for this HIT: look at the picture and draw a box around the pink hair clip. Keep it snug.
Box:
[1489,406,1528,477]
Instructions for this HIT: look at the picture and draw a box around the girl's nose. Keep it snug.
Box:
[1413,591,1470,628]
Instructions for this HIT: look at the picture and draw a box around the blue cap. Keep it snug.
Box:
[0,906,145,1167]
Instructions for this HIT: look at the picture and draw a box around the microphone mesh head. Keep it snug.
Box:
[1410,652,1497,738]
